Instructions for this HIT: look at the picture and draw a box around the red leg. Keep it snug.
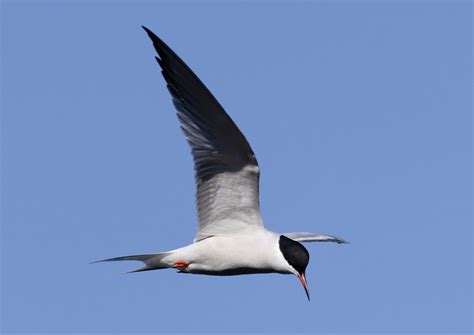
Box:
[174,261,189,269]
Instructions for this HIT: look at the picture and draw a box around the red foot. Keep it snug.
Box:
[174,261,189,269]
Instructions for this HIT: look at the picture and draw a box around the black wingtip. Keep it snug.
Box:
[329,235,349,244]
[141,26,169,58]
[142,26,156,40]
[142,26,162,43]
[142,26,152,35]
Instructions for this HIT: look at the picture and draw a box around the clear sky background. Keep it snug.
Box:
[1,1,472,333]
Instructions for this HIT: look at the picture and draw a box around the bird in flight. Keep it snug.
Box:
[96,26,347,301]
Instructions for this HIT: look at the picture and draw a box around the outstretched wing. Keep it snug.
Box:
[143,27,263,242]
[283,232,348,244]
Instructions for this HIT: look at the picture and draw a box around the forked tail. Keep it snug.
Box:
[93,252,172,273]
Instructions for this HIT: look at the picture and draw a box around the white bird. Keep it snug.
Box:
[96,26,347,301]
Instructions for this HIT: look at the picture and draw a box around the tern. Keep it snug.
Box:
[97,26,347,301]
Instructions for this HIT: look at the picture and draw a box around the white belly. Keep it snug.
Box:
[163,230,291,275]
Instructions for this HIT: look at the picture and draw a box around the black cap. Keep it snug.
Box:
[279,235,309,275]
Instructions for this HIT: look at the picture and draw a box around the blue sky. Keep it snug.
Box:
[2,1,472,333]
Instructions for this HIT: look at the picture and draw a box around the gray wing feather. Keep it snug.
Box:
[283,232,348,244]
[143,27,263,241]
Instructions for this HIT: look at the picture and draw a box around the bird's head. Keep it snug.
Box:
[279,235,310,301]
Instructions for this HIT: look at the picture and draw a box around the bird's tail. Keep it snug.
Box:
[93,252,172,273]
